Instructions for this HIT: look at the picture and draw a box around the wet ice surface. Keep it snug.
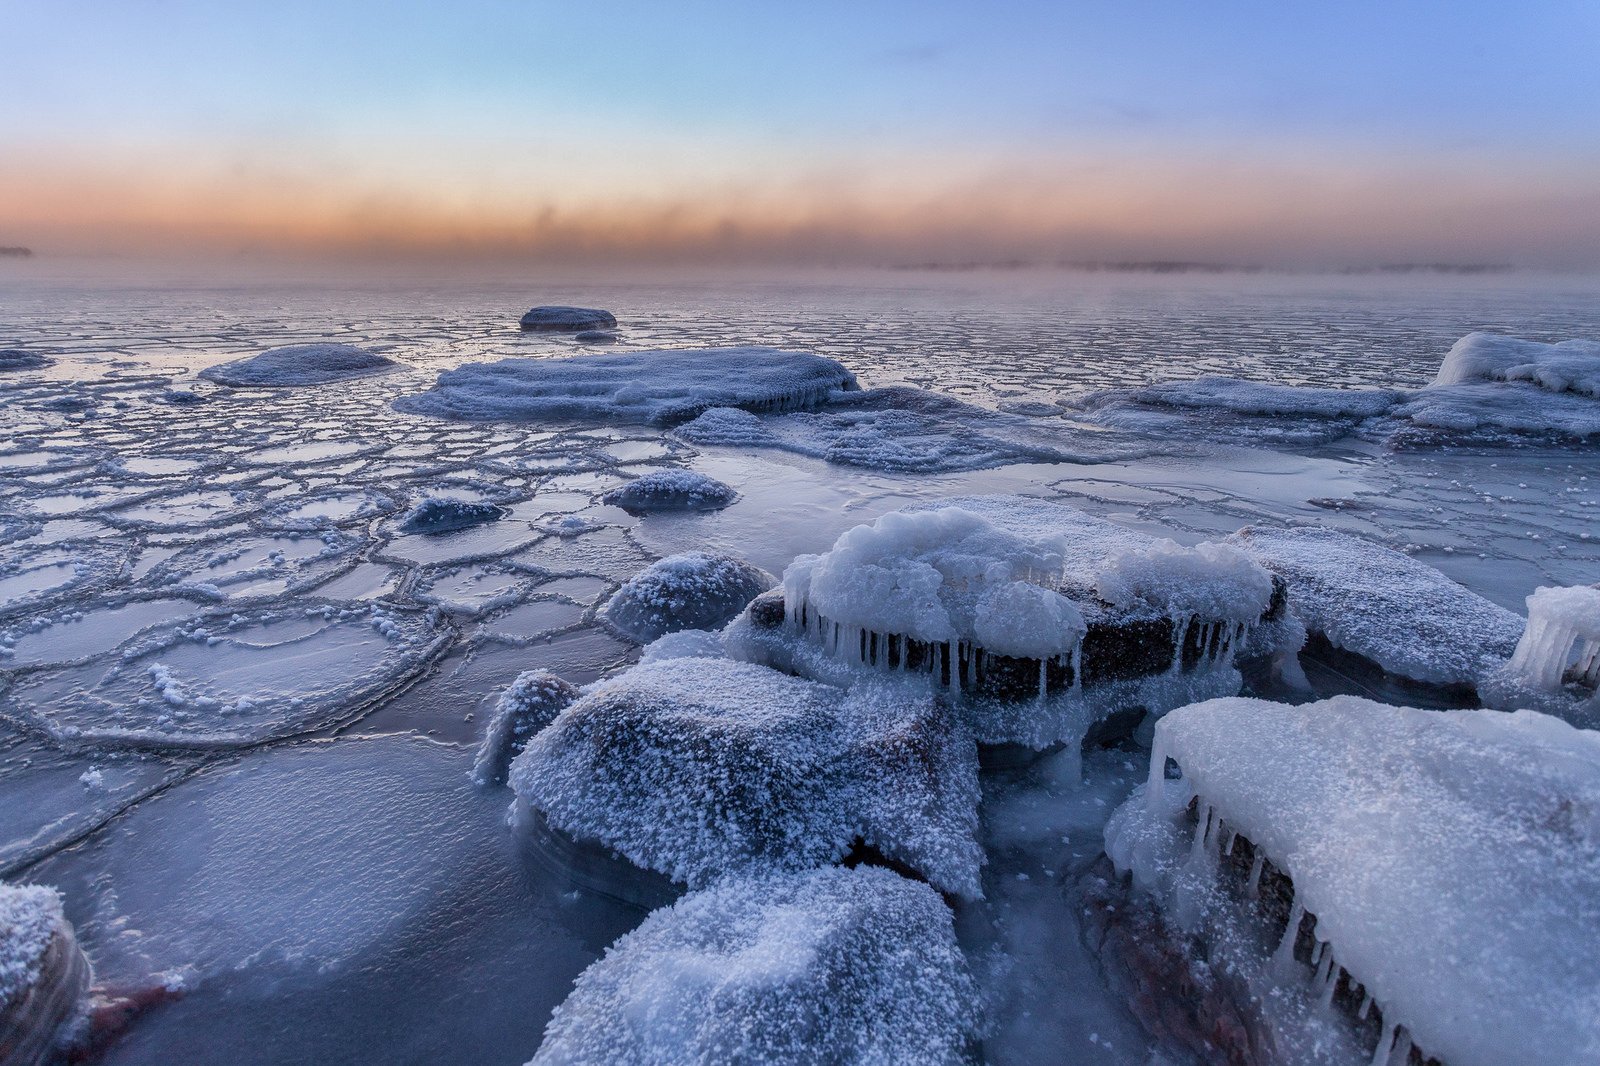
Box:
[2,266,1599,1064]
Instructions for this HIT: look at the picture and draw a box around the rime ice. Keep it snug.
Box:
[601,552,774,642]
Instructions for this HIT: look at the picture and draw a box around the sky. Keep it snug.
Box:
[4,0,1600,267]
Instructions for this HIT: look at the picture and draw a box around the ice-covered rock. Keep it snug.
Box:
[531,866,979,1065]
[638,629,726,663]
[0,350,52,373]
[397,497,507,535]
[198,344,397,387]
[394,347,856,426]
[600,470,737,514]
[601,553,774,643]
[1107,695,1600,1066]
[1,882,89,1066]
[518,306,617,332]
[1431,331,1600,397]
[1386,382,1600,442]
[1229,525,1523,688]
[572,330,616,344]
[473,670,579,786]
[727,497,1280,749]
[509,658,982,897]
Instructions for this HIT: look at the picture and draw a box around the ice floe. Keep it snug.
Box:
[0,882,88,1066]
[509,658,982,897]
[599,470,737,514]
[519,306,617,332]
[531,866,979,1065]
[601,552,774,642]
[393,347,857,426]
[1107,695,1600,1066]
[198,344,397,388]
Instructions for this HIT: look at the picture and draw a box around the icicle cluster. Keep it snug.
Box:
[1508,584,1600,690]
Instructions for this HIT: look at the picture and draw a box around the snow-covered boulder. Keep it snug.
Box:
[1431,331,1600,397]
[509,658,982,898]
[198,343,396,387]
[473,669,579,786]
[727,496,1282,749]
[531,866,980,1065]
[1,883,89,1066]
[1106,695,1600,1066]
[393,347,857,426]
[1229,525,1523,689]
[396,497,506,535]
[518,306,617,332]
[602,553,774,643]
[600,471,737,514]
[0,350,52,373]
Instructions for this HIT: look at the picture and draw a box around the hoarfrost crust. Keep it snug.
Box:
[602,553,774,643]
[531,866,980,1066]
[0,883,67,1006]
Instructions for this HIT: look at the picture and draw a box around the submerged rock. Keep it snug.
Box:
[602,553,774,643]
[519,306,617,332]
[531,866,980,1065]
[397,497,507,535]
[600,470,737,514]
[572,330,617,344]
[509,658,982,897]
[0,350,52,373]
[1,882,89,1066]
[198,344,397,388]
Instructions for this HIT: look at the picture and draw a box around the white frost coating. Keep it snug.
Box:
[600,470,737,513]
[198,343,397,387]
[1112,695,1600,1066]
[639,629,728,663]
[531,866,979,1066]
[1508,585,1600,690]
[472,670,579,786]
[509,658,983,898]
[1431,331,1600,397]
[1095,539,1273,623]
[393,347,857,426]
[397,497,506,535]
[1230,525,1523,686]
[972,581,1086,659]
[602,553,774,643]
[0,882,67,1005]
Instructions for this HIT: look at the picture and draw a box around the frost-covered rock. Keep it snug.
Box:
[1107,695,1600,1066]
[1229,525,1523,688]
[0,350,52,372]
[397,497,507,535]
[600,470,737,514]
[518,306,617,332]
[393,347,857,426]
[1431,331,1600,397]
[509,658,982,897]
[1,882,89,1066]
[198,343,397,387]
[473,670,579,786]
[602,553,774,642]
[531,865,979,1065]
[727,497,1280,749]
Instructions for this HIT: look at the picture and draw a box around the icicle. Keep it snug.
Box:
[1244,850,1265,898]
[1037,657,1048,700]
[1070,640,1082,695]
[1221,827,1237,856]
[1371,1023,1397,1066]
[1171,614,1193,674]
[949,641,960,691]
[1145,735,1170,812]
[1319,959,1341,1009]
[1357,990,1372,1020]
[1272,893,1304,976]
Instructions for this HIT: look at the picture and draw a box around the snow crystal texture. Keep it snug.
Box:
[600,470,737,513]
[602,553,774,643]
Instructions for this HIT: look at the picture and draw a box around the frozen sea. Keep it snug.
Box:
[3,262,1599,1064]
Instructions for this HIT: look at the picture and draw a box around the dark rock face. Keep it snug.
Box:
[518,306,617,332]
[0,924,90,1066]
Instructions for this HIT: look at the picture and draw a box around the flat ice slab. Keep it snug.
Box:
[510,658,982,897]
[519,306,617,332]
[531,866,979,1065]
[1116,695,1600,1066]
[199,344,397,387]
[393,347,857,426]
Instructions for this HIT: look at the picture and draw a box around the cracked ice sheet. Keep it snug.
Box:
[25,734,646,1066]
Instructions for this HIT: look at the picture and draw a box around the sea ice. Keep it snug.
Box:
[1229,525,1523,688]
[0,882,88,1066]
[509,658,983,897]
[1108,695,1600,1066]
[519,306,617,332]
[198,344,397,388]
[601,552,774,642]
[599,470,737,514]
[392,347,857,426]
[531,866,979,1065]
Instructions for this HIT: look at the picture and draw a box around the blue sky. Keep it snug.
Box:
[4,1,1599,263]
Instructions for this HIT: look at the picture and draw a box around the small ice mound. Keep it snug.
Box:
[1431,331,1600,397]
[509,658,983,898]
[0,349,52,372]
[726,497,1283,749]
[602,553,775,643]
[1482,585,1600,720]
[473,670,579,786]
[159,388,204,405]
[1106,695,1600,1066]
[1,882,89,1066]
[518,306,617,332]
[1229,525,1522,689]
[198,343,397,388]
[639,629,727,663]
[572,330,617,344]
[392,347,858,426]
[531,866,979,1065]
[397,497,507,535]
[14,603,447,748]
[600,470,737,514]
